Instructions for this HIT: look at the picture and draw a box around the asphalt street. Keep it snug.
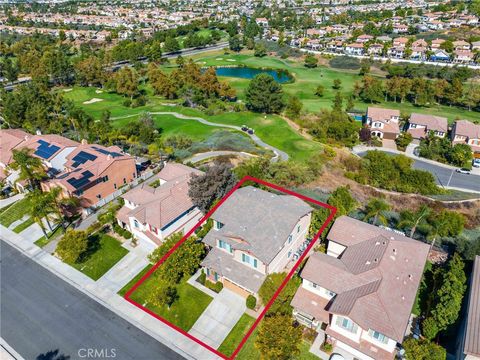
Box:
[357,151,480,193]
[0,241,185,360]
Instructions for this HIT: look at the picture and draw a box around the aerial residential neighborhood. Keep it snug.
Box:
[1,0,480,360]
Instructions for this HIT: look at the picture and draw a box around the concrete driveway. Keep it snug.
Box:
[188,288,246,348]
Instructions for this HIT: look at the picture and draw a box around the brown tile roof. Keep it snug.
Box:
[0,129,29,166]
[367,107,400,122]
[454,120,480,139]
[291,286,330,324]
[465,256,480,357]
[300,216,429,342]
[121,163,202,230]
[409,113,448,133]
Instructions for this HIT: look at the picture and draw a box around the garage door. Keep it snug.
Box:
[223,278,251,298]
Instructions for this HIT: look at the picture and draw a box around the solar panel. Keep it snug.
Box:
[71,151,97,168]
[67,170,94,190]
[34,140,61,159]
[91,146,122,158]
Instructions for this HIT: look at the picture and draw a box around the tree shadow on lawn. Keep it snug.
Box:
[77,233,102,263]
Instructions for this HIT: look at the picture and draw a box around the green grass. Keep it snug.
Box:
[65,87,323,162]
[218,313,256,356]
[118,264,153,297]
[34,226,64,248]
[12,217,34,233]
[128,274,213,331]
[68,233,128,280]
[191,50,480,124]
[0,198,32,228]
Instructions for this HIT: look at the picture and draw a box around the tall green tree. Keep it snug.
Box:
[115,67,139,99]
[245,74,285,113]
[402,338,446,360]
[327,186,358,217]
[56,229,89,263]
[398,205,431,238]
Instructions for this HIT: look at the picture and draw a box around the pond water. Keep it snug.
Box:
[214,66,293,83]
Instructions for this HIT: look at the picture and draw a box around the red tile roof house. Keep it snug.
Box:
[407,113,448,140]
[201,186,313,298]
[42,142,137,210]
[116,163,204,249]
[0,129,30,179]
[365,107,401,140]
[291,216,429,360]
[451,120,480,154]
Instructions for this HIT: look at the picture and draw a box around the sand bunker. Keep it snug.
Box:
[63,88,73,92]
[95,89,103,94]
[83,98,104,104]
[226,59,236,62]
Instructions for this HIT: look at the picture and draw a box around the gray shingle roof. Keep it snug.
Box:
[203,186,312,264]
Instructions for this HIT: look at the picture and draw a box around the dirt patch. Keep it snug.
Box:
[83,98,104,105]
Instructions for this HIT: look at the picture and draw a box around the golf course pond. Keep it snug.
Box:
[214,66,294,83]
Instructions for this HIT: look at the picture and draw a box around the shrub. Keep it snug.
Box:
[123,98,132,107]
[329,56,361,70]
[196,270,206,285]
[205,280,223,293]
[320,341,333,353]
[246,295,257,309]
[422,317,439,340]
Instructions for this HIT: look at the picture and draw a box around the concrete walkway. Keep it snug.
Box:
[111,112,289,162]
[189,288,246,349]
[0,193,24,208]
[0,224,222,360]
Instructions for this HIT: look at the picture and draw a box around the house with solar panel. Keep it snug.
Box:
[291,216,429,360]
[116,163,203,249]
[42,141,137,209]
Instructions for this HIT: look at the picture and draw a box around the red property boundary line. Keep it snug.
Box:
[124,175,337,359]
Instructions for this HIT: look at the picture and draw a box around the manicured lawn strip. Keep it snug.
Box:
[117,264,153,297]
[128,274,213,331]
[68,234,128,280]
[0,198,31,228]
[218,313,255,356]
[13,217,35,233]
[34,226,64,248]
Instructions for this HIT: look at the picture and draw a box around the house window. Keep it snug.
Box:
[96,194,101,199]
[368,329,389,344]
[288,250,292,258]
[123,178,127,184]
[324,288,336,297]
[217,239,232,253]
[114,183,117,189]
[242,253,257,268]
[102,175,109,182]
[134,220,139,228]
[288,235,293,244]
[335,316,358,334]
[206,268,210,276]
[297,225,300,233]
[214,220,224,230]
[311,282,318,289]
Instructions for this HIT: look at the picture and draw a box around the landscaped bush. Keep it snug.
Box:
[113,224,132,239]
[196,270,206,285]
[205,280,223,293]
[329,56,361,70]
[188,131,265,155]
[320,341,333,353]
[246,295,257,310]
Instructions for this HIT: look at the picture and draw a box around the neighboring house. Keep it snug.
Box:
[201,186,312,298]
[42,141,137,209]
[345,43,364,55]
[116,163,203,248]
[365,107,401,139]
[454,50,474,63]
[0,129,30,184]
[431,49,450,62]
[407,113,448,139]
[255,17,268,27]
[291,216,429,360]
[458,256,480,360]
[451,120,480,153]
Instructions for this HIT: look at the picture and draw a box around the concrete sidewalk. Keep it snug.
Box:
[0,224,221,360]
[189,288,246,348]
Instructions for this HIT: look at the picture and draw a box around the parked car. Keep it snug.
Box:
[473,158,480,168]
[247,128,255,135]
[456,168,471,174]
[241,125,248,132]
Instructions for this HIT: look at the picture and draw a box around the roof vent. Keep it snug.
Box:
[390,236,394,240]
[374,258,378,263]
[383,241,387,245]
[375,241,380,246]
[396,276,400,280]
[408,274,413,280]
[393,248,397,254]
[365,260,371,265]
[405,258,409,263]
[401,295,405,301]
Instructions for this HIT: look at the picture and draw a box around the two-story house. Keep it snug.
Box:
[451,120,480,153]
[116,163,203,249]
[407,113,448,139]
[366,107,401,140]
[201,186,312,298]
[291,216,429,360]
[42,141,137,209]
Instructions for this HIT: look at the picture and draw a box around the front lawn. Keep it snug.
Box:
[12,217,35,233]
[0,198,31,228]
[127,274,213,331]
[218,313,256,356]
[67,233,128,280]
[118,264,153,297]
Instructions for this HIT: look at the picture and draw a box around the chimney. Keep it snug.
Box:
[81,139,88,145]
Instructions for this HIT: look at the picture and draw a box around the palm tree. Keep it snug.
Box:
[398,205,431,238]
[9,148,46,190]
[26,190,55,238]
[46,186,79,228]
[363,198,391,225]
